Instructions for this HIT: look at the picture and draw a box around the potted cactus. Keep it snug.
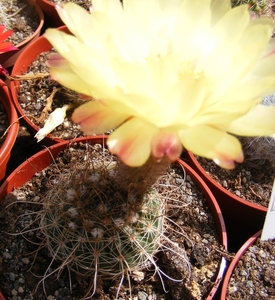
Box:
[0,136,227,299]
[2,0,275,298]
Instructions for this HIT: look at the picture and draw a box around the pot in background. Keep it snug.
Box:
[0,0,44,69]
[220,230,262,300]
[183,151,266,252]
[0,80,19,183]
[36,0,63,27]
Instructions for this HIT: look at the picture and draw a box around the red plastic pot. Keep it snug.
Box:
[9,26,70,146]
[183,151,266,251]
[0,137,227,300]
[220,230,262,299]
[36,0,63,27]
[0,80,19,183]
[0,0,44,69]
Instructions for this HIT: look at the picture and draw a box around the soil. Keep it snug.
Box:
[0,140,225,300]
[226,237,275,299]
[195,136,275,208]
[0,0,40,46]
[47,0,92,10]
[14,50,87,141]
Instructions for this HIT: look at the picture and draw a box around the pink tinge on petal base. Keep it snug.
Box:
[151,131,183,162]
[46,53,66,68]
[72,101,128,135]
[213,151,244,170]
[107,118,157,167]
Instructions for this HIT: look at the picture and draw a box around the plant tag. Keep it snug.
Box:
[261,179,275,241]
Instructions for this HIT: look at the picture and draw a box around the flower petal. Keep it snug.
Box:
[178,125,244,169]
[210,0,231,26]
[0,28,14,42]
[173,0,212,60]
[107,118,158,166]
[46,53,92,95]
[45,28,120,96]
[151,131,183,162]
[226,105,275,136]
[72,101,129,134]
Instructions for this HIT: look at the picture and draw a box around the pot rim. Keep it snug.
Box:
[0,80,19,180]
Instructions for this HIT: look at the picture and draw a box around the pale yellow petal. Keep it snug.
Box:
[92,0,123,21]
[225,105,275,136]
[173,0,212,60]
[46,53,91,96]
[249,40,275,78]
[45,29,126,104]
[210,0,231,25]
[196,5,250,74]
[55,3,93,42]
[72,101,129,134]
[148,76,206,127]
[178,125,244,167]
[107,118,157,167]
[206,16,274,102]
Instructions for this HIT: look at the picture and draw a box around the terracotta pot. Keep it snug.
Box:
[0,0,44,69]
[0,80,19,183]
[183,151,266,251]
[220,230,261,299]
[36,0,63,27]
[9,25,70,146]
[0,137,227,300]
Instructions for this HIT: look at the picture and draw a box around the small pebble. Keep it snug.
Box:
[138,290,148,300]
[9,272,15,281]
[21,257,30,264]
[235,190,241,196]
[3,252,12,259]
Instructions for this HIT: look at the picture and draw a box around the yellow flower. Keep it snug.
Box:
[45,0,275,168]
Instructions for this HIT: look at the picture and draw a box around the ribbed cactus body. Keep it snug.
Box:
[41,160,164,278]
[231,0,270,16]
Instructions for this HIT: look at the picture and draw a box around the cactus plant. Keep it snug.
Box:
[231,0,274,17]
[18,142,189,298]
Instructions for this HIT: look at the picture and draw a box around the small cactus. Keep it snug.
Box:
[37,143,171,297]
[240,135,275,169]
[231,0,273,17]
[42,166,164,279]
